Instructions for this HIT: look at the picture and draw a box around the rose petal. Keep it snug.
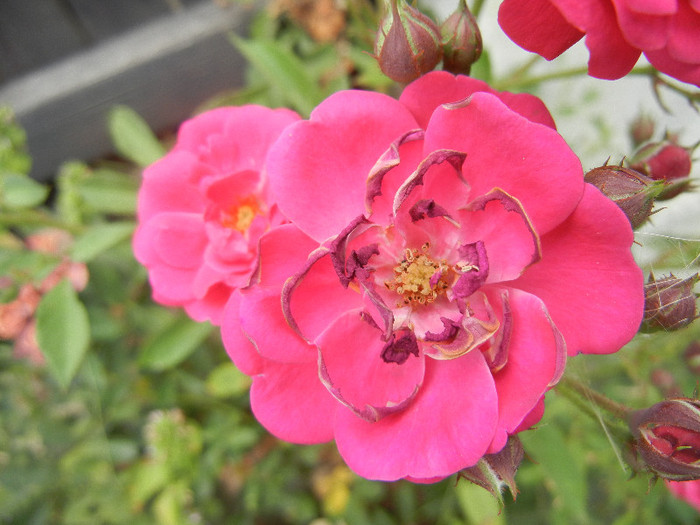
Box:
[511,184,644,355]
[250,360,337,444]
[267,90,419,242]
[334,351,498,480]
[317,309,425,422]
[424,92,584,235]
[498,0,584,60]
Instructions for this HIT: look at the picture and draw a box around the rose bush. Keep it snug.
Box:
[133,106,300,324]
[498,0,700,87]
[222,71,644,481]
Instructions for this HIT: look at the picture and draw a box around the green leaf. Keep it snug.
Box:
[107,106,165,167]
[77,169,138,215]
[520,424,589,525]
[71,222,135,263]
[0,173,49,208]
[231,37,324,116]
[36,279,91,390]
[139,317,213,371]
[206,362,252,398]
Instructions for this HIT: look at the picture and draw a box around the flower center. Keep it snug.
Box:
[220,196,260,233]
[384,243,452,307]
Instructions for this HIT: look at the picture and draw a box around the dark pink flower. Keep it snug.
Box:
[222,72,644,481]
[134,106,300,324]
[498,0,700,86]
[667,479,700,512]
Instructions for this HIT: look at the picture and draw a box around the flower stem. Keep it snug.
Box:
[470,0,485,19]
[494,64,589,91]
[558,375,632,420]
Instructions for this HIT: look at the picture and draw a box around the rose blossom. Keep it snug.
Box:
[498,0,700,87]
[222,71,644,481]
[133,106,299,324]
[667,480,700,512]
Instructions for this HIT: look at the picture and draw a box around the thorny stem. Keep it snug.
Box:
[494,64,589,91]
[559,375,632,420]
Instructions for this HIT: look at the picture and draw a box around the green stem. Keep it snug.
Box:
[470,0,485,18]
[558,375,632,420]
[494,64,589,91]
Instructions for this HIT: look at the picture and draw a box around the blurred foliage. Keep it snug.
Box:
[1,1,700,524]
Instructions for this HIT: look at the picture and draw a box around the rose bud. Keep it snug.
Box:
[629,114,655,147]
[440,0,482,75]
[458,436,524,504]
[684,341,700,376]
[628,398,700,481]
[374,0,442,83]
[641,273,699,333]
[630,139,693,183]
[584,165,664,229]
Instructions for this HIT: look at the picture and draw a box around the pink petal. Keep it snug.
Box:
[460,189,542,283]
[184,282,230,325]
[664,2,700,63]
[612,0,672,50]
[267,90,419,242]
[283,248,363,342]
[240,286,316,364]
[487,288,566,448]
[137,151,207,222]
[646,49,700,84]
[249,360,337,444]
[221,290,265,375]
[424,92,584,236]
[142,212,207,269]
[254,224,319,288]
[582,0,642,79]
[317,310,425,421]
[498,0,584,60]
[617,0,677,15]
[511,184,644,355]
[399,71,557,130]
[334,351,498,480]
[175,106,300,174]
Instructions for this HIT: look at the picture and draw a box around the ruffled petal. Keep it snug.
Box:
[488,289,566,449]
[249,361,337,444]
[334,351,498,480]
[424,92,584,235]
[267,90,419,242]
[399,71,557,129]
[511,184,644,355]
[317,310,425,422]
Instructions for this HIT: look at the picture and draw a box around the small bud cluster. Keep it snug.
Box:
[374,0,482,83]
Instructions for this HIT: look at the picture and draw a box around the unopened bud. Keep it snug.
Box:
[684,341,700,376]
[440,0,482,75]
[642,273,698,332]
[630,139,693,183]
[584,165,664,229]
[458,435,524,504]
[629,114,655,147]
[629,398,700,481]
[375,0,442,83]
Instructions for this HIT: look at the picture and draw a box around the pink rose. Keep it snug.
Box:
[667,480,700,512]
[134,106,300,324]
[222,72,644,481]
[498,0,700,86]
